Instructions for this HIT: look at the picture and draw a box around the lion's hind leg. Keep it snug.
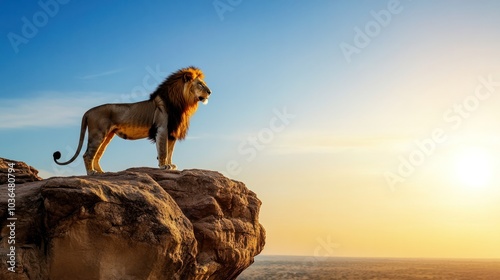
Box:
[83,129,109,175]
[92,132,115,173]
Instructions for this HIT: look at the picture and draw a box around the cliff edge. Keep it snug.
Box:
[0,158,265,280]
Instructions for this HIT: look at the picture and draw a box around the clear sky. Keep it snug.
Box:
[2,0,500,259]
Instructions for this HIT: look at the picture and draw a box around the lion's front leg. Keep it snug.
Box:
[156,128,176,170]
[166,137,177,170]
[156,127,167,167]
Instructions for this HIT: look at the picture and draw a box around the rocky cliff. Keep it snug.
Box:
[0,158,265,280]
[0,158,42,185]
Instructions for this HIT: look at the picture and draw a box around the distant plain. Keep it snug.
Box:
[238,256,500,280]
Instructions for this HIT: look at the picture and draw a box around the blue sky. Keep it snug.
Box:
[2,1,500,258]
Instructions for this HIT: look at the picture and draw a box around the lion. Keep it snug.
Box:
[53,66,211,175]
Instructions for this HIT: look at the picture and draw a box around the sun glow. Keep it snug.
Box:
[453,148,493,189]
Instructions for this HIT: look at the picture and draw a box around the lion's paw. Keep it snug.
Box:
[159,164,177,170]
[87,170,104,176]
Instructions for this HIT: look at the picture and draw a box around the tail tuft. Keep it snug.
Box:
[53,151,62,161]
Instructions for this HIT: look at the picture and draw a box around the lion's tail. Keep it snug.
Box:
[53,114,88,166]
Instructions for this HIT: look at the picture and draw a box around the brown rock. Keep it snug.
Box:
[128,168,266,279]
[0,158,42,185]
[0,165,265,280]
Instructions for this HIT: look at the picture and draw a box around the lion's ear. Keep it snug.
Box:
[183,72,194,82]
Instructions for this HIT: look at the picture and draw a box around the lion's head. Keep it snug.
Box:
[181,67,211,105]
[149,66,212,140]
[151,67,211,108]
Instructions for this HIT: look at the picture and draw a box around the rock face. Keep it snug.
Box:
[0,158,42,185]
[0,159,265,280]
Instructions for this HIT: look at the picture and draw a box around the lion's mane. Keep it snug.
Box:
[149,66,204,140]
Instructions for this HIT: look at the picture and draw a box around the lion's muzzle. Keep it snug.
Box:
[199,88,211,104]
[199,96,209,104]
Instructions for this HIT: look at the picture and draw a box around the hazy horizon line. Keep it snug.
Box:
[256,254,500,261]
